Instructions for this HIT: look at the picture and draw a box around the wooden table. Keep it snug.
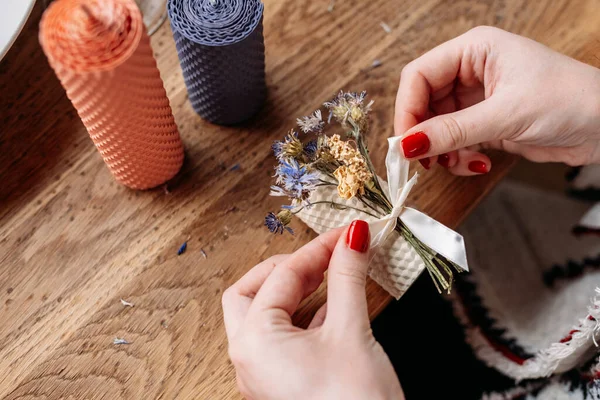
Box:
[1,0,598,398]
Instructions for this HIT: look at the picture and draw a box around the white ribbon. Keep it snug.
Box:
[368,137,469,272]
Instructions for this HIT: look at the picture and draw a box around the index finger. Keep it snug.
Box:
[248,227,344,323]
[394,35,464,135]
[222,254,290,341]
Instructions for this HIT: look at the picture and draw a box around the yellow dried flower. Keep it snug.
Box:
[334,166,365,199]
[326,134,373,199]
[327,134,354,160]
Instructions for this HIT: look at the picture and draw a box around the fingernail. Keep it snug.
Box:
[438,153,450,168]
[401,131,430,158]
[346,220,370,253]
[468,161,488,174]
[418,158,430,170]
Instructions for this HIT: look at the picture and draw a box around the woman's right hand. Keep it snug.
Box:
[394,26,600,175]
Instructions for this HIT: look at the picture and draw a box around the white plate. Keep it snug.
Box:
[0,0,37,62]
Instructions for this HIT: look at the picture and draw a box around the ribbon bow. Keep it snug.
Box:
[368,137,469,272]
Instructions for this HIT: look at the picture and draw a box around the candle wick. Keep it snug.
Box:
[80,4,115,31]
[80,4,98,21]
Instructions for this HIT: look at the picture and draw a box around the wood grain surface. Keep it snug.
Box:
[1,0,599,398]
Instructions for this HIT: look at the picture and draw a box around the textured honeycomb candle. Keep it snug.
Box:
[168,0,266,125]
[39,0,184,190]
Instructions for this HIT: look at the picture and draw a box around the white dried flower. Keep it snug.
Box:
[297,110,324,133]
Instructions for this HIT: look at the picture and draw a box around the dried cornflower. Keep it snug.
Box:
[271,158,319,204]
[303,140,319,159]
[297,110,324,134]
[265,210,294,234]
[324,92,349,125]
[272,130,303,160]
[324,91,373,131]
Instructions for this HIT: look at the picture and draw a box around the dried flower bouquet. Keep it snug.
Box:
[265,91,468,294]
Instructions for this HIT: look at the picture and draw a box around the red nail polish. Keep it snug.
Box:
[346,220,370,253]
[401,131,430,158]
[418,158,430,170]
[438,153,450,168]
[468,161,488,174]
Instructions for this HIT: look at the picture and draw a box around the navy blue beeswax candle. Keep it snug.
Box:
[168,0,266,125]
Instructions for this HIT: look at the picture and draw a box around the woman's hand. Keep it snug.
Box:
[395,26,600,175]
[222,221,404,400]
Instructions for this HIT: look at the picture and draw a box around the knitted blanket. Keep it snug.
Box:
[453,165,600,398]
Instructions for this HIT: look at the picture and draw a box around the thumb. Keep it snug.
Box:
[399,98,511,159]
[325,220,371,330]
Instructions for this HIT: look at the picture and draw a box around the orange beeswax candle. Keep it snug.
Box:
[39,0,184,190]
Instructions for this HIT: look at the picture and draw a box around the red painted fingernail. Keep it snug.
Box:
[401,131,430,158]
[346,220,370,253]
[438,153,450,168]
[418,158,430,170]
[468,161,488,174]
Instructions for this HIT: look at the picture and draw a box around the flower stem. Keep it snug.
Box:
[357,196,386,217]
[394,218,457,293]
[318,179,336,185]
[315,182,337,187]
[348,122,390,205]
[292,201,381,219]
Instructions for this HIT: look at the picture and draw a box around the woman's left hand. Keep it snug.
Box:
[222,221,404,400]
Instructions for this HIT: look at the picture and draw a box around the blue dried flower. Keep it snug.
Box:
[272,142,284,159]
[303,140,318,159]
[265,210,294,234]
[271,159,319,203]
[272,131,303,160]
